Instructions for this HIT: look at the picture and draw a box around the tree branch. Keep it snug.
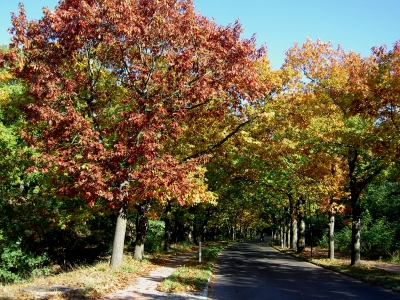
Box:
[183,119,251,161]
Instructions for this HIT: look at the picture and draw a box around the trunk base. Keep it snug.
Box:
[133,244,145,261]
[110,205,128,268]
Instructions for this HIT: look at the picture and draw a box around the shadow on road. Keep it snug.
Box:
[210,238,399,300]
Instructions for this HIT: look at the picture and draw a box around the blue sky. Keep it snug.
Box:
[1,0,399,69]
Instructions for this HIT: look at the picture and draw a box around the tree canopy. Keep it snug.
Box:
[1,0,400,278]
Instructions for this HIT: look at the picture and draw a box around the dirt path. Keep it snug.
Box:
[104,251,208,300]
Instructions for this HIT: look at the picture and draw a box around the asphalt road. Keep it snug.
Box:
[209,238,399,300]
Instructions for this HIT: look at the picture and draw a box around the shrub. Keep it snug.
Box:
[362,218,395,259]
[0,240,50,283]
[318,228,329,249]
[334,226,352,254]
[144,220,165,253]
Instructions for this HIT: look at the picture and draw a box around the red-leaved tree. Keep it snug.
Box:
[4,0,265,265]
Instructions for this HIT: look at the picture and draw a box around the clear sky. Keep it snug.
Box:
[1,0,399,69]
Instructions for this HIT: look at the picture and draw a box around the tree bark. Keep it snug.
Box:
[163,200,172,251]
[297,218,306,252]
[288,194,296,249]
[110,203,128,268]
[348,148,362,265]
[292,219,298,251]
[133,200,151,261]
[328,211,335,260]
[347,148,384,265]
[286,217,290,248]
[351,199,362,265]
[285,223,290,248]
[296,196,306,253]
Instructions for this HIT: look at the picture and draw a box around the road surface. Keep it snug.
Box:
[209,238,399,300]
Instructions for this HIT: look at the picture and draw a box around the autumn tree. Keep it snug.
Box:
[283,39,394,265]
[246,56,341,254]
[4,0,265,266]
[1,47,118,278]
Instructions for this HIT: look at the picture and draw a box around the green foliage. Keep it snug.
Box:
[390,250,400,264]
[306,213,328,247]
[362,218,396,259]
[316,211,398,259]
[334,226,352,254]
[361,180,400,258]
[0,240,50,283]
[144,220,165,253]
[200,244,225,260]
[317,228,329,249]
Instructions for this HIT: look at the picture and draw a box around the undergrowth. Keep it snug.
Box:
[0,241,197,300]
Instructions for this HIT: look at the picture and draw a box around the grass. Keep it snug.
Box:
[0,242,196,300]
[158,240,236,294]
[275,245,400,292]
[0,255,155,299]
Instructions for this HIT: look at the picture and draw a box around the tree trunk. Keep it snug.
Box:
[286,222,290,248]
[292,219,298,251]
[285,223,289,248]
[296,196,306,253]
[348,149,362,266]
[288,193,295,249]
[346,147,383,265]
[188,229,193,243]
[133,200,151,261]
[110,203,128,268]
[351,200,362,265]
[309,215,313,257]
[328,212,335,260]
[163,200,172,251]
[193,215,199,244]
[297,218,306,253]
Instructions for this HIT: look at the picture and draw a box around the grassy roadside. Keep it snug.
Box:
[0,243,196,300]
[0,255,155,299]
[273,244,400,293]
[158,240,236,294]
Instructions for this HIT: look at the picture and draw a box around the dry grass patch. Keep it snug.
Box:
[0,242,200,299]
[0,254,156,299]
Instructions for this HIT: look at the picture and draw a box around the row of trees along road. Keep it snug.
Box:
[1,0,264,268]
[1,0,400,280]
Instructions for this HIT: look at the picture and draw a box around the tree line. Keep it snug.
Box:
[1,0,400,282]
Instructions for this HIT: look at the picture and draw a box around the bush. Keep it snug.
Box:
[320,219,396,259]
[362,218,395,259]
[334,226,352,254]
[144,220,165,253]
[0,240,50,283]
[318,228,329,249]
